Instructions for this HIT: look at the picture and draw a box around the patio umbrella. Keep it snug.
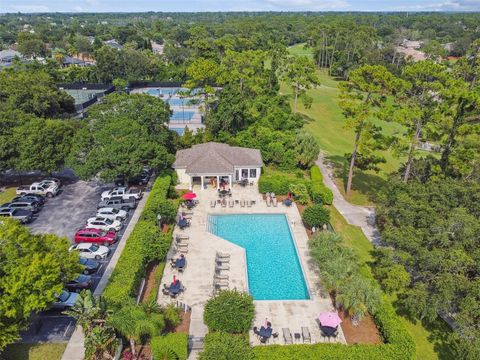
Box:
[182,192,197,200]
[317,312,342,328]
[173,275,177,285]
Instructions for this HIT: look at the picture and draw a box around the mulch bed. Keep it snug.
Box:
[173,311,191,333]
[338,310,382,345]
[139,261,159,303]
[122,344,151,360]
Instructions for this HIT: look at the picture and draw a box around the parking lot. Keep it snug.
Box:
[21,179,138,343]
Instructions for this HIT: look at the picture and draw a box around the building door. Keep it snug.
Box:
[235,169,240,181]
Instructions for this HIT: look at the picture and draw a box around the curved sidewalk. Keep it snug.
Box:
[316,154,381,245]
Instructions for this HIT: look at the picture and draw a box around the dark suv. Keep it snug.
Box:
[1,199,41,213]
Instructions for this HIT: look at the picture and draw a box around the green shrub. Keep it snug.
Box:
[151,333,188,360]
[289,183,310,205]
[259,173,310,195]
[302,204,330,228]
[163,303,182,329]
[103,175,175,308]
[309,165,333,205]
[199,332,253,360]
[203,290,254,334]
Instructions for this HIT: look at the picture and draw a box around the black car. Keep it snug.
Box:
[130,167,153,185]
[79,257,101,275]
[13,194,45,206]
[65,274,93,292]
[0,208,34,223]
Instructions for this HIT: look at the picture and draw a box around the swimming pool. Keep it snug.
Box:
[170,111,194,121]
[167,98,191,107]
[208,214,309,300]
[144,87,187,96]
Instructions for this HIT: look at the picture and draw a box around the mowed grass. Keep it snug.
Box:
[284,44,406,205]
[0,187,16,204]
[329,207,453,360]
[2,343,67,360]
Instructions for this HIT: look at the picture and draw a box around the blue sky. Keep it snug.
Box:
[1,0,480,13]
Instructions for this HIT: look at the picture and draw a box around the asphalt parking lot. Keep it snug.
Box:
[21,179,138,343]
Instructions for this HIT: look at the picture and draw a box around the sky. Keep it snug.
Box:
[1,0,480,13]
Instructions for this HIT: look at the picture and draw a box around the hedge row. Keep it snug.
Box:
[103,175,173,307]
[310,165,333,205]
[199,332,253,360]
[258,174,310,195]
[151,333,188,360]
[254,298,415,360]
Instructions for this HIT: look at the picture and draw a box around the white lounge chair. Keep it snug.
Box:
[216,264,230,271]
[216,252,230,258]
[247,200,252,208]
[301,327,311,343]
[266,197,271,207]
[210,200,216,208]
[273,198,278,207]
[240,200,245,207]
[229,200,234,207]
[214,273,229,280]
[283,328,293,344]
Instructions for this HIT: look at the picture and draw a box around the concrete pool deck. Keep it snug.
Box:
[157,184,346,354]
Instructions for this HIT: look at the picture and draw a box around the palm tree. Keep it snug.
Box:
[336,275,381,325]
[64,290,111,335]
[107,304,165,359]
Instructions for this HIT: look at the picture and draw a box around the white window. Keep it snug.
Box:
[249,169,257,178]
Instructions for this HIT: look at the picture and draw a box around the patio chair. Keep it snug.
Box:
[162,284,170,295]
[266,197,271,207]
[247,200,252,208]
[229,199,234,207]
[240,200,245,207]
[221,199,227,208]
[282,328,293,344]
[301,327,311,343]
[273,198,278,207]
[210,200,216,208]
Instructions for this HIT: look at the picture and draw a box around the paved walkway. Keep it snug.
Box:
[316,154,381,245]
[61,185,152,360]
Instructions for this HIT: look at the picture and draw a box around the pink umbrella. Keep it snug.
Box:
[173,275,177,285]
[317,312,342,328]
[182,192,197,200]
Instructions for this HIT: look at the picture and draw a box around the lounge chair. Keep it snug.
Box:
[301,327,311,343]
[214,279,229,287]
[210,200,216,208]
[216,257,230,264]
[178,248,188,254]
[214,273,229,280]
[216,264,230,271]
[247,200,252,208]
[221,200,227,208]
[229,199,234,207]
[176,234,189,240]
[273,198,278,207]
[266,197,271,207]
[216,252,230,258]
[240,200,245,207]
[282,328,293,344]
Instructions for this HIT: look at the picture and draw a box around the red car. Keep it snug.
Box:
[74,228,117,246]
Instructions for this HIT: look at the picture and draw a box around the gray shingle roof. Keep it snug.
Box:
[173,142,263,175]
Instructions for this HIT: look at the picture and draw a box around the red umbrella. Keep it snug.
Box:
[182,192,197,200]
[287,192,292,199]
[173,275,177,284]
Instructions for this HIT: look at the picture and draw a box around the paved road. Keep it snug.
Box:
[21,180,137,343]
[316,154,381,245]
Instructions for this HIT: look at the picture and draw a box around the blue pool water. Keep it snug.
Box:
[167,98,191,107]
[171,128,185,135]
[144,87,187,96]
[170,111,194,121]
[209,214,309,300]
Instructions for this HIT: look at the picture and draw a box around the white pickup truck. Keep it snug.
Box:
[16,181,60,198]
[101,187,142,202]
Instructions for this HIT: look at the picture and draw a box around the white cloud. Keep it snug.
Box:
[72,5,84,12]
[9,4,49,12]
[391,0,480,11]
[265,0,349,10]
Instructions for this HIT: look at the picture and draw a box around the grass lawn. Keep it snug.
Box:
[0,187,16,204]
[284,44,407,206]
[2,343,67,360]
[328,206,453,360]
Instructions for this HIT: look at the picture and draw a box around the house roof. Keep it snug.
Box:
[173,142,263,175]
[0,49,22,62]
